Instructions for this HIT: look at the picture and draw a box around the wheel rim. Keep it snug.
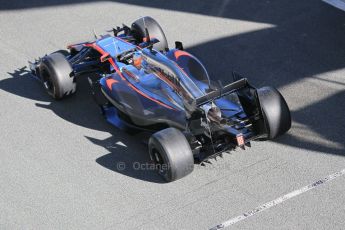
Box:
[41,67,54,96]
[151,148,168,178]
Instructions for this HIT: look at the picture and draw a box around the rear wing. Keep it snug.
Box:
[190,78,267,136]
[183,78,257,115]
[195,78,252,106]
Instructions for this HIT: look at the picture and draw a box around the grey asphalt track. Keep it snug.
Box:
[1,1,345,229]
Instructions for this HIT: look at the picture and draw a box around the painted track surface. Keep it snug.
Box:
[1,1,345,229]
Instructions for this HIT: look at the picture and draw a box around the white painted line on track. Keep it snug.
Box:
[210,168,345,230]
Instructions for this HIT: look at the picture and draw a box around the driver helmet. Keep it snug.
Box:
[133,53,142,69]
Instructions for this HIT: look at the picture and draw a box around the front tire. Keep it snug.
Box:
[131,16,168,51]
[149,128,194,182]
[39,52,76,99]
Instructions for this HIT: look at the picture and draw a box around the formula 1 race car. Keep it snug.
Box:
[29,17,291,182]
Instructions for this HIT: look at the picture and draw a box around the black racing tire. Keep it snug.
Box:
[39,52,76,99]
[257,86,291,139]
[149,128,194,182]
[53,49,70,57]
[131,16,168,51]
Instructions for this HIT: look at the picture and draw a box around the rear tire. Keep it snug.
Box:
[131,16,168,51]
[257,86,291,139]
[149,128,194,182]
[39,52,76,99]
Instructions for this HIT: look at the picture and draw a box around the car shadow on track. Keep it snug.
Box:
[88,134,164,183]
[1,67,165,183]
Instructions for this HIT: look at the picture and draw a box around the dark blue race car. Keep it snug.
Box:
[29,17,291,182]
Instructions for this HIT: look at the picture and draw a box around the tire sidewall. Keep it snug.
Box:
[149,128,194,182]
[39,59,61,98]
[39,53,75,99]
[149,137,174,181]
[257,87,291,139]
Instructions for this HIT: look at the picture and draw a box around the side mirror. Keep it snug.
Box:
[175,41,184,50]
[151,38,160,44]
[138,38,160,50]
[100,53,111,62]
